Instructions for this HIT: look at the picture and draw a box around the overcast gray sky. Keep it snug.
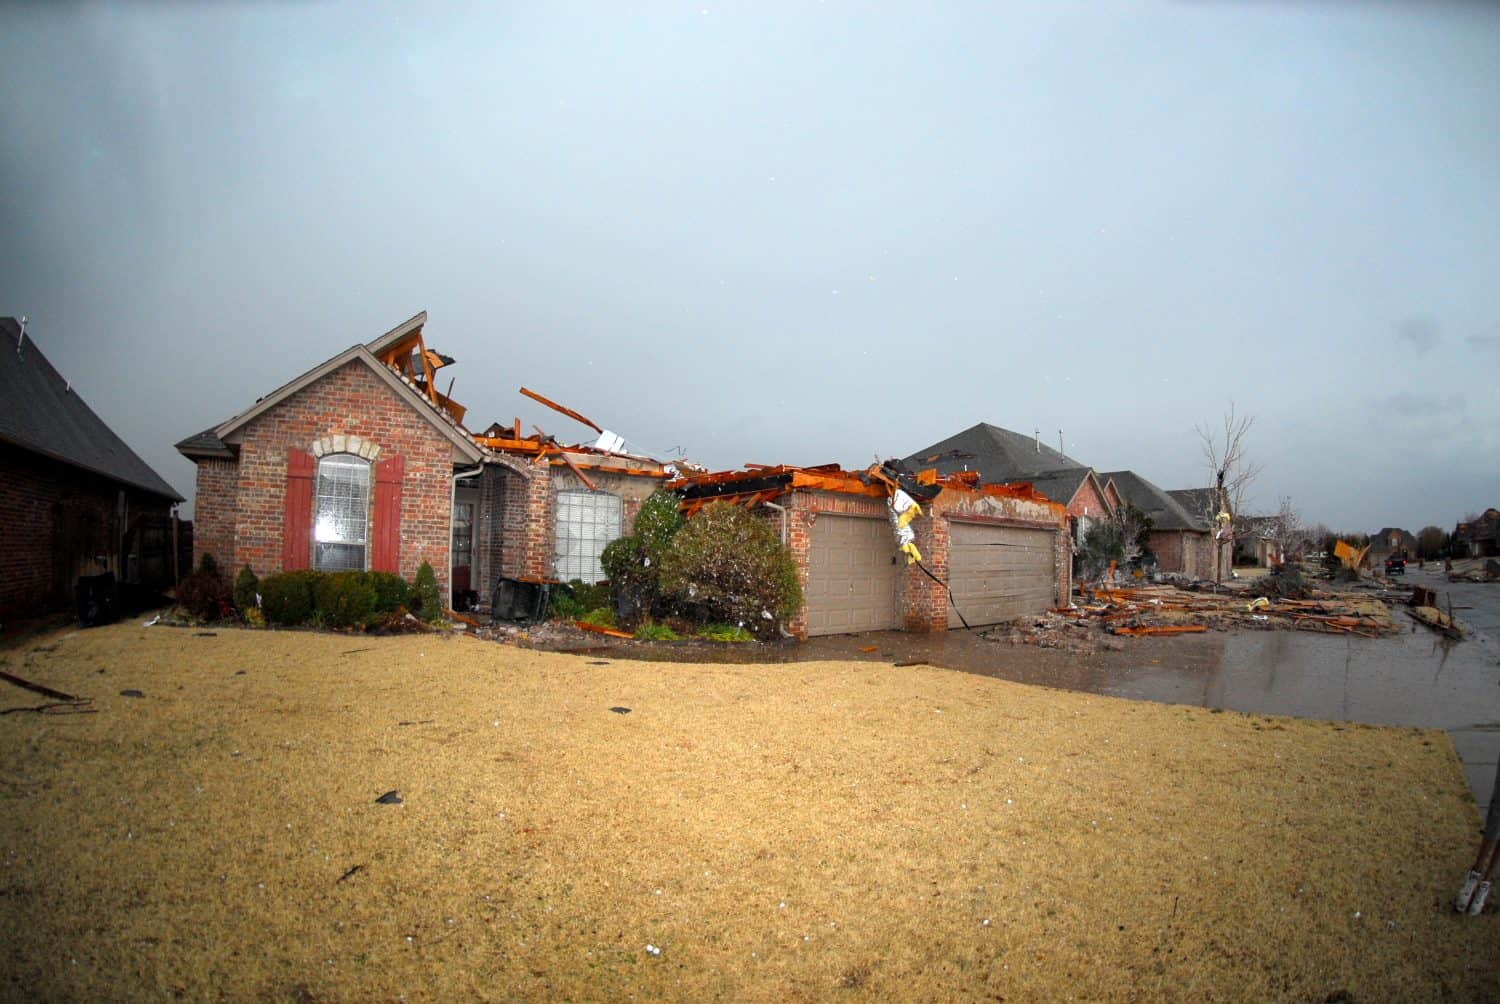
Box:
[2,1,1496,532]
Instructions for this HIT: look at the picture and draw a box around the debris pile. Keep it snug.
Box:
[1448,558,1500,584]
[1037,584,1397,640]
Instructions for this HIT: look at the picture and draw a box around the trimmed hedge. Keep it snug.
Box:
[259,568,416,629]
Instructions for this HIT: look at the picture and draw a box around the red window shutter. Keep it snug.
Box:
[282,449,315,570]
[372,455,404,574]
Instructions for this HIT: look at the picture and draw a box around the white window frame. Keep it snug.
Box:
[313,453,371,572]
[553,490,622,584]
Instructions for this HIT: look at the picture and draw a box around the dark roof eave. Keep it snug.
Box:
[0,432,184,503]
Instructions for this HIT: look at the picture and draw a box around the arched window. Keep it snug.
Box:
[313,454,370,571]
[554,490,622,584]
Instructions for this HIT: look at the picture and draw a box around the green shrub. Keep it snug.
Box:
[601,491,685,625]
[314,571,378,628]
[548,579,611,620]
[412,561,443,622]
[579,606,616,629]
[179,564,233,622]
[366,571,410,615]
[698,623,753,643]
[261,570,317,626]
[233,565,259,616]
[634,621,680,641]
[659,501,802,637]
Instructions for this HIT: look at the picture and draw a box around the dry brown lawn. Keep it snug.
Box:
[0,623,1495,1001]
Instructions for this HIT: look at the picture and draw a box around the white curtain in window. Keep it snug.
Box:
[314,454,370,571]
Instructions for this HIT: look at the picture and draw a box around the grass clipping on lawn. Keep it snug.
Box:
[1,626,1494,1001]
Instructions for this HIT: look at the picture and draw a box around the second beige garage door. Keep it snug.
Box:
[806,515,900,636]
[947,521,1056,628]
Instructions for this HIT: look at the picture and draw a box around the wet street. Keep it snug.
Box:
[580,568,1500,813]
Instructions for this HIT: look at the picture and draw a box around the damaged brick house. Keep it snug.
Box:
[905,423,1115,550]
[676,464,1071,638]
[176,313,672,607]
[2,317,184,619]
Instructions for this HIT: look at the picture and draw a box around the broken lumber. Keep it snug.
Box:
[0,670,81,703]
[574,621,634,640]
[1111,625,1207,637]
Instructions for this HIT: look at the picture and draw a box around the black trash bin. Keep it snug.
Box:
[490,577,550,623]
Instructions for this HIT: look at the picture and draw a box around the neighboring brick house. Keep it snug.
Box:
[905,422,1116,570]
[177,312,671,607]
[1454,510,1499,558]
[1368,527,1419,565]
[1,317,183,619]
[1098,470,1219,578]
[676,465,1070,638]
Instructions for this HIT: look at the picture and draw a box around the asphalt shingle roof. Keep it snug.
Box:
[905,422,1086,481]
[0,318,182,501]
[1098,470,1206,532]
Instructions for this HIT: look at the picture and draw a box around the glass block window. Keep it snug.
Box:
[313,454,370,572]
[553,490,622,584]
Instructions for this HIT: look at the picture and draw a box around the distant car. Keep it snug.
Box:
[1385,556,1406,576]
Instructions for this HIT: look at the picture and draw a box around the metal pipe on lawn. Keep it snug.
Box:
[761,500,788,544]
[450,463,484,605]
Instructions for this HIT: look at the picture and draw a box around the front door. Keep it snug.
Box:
[451,494,475,596]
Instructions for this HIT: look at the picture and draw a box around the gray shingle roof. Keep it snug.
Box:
[1099,470,1206,532]
[905,422,1086,482]
[0,318,183,501]
[1167,488,1222,522]
[174,427,232,458]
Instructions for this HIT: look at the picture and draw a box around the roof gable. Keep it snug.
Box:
[207,342,483,464]
[0,318,183,501]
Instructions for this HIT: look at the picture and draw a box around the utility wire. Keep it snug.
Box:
[913,559,971,631]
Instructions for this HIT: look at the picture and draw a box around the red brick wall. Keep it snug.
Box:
[225,361,456,598]
[192,459,238,572]
[1149,529,1216,577]
[1,444,175,618]
[0,446,60,618]
[1068,476,1109,520]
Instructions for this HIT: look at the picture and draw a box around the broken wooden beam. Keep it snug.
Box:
[574,621,634,640]
[1111,625,1208,637]
[0,670,81,703]
[521,386,604,434]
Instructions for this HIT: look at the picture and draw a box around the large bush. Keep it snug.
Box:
[548,579,611,620]
[658,501,801,637]
[601,490,685,624]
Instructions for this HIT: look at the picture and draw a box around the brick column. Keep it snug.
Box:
[902,508,949,632]
[521,458,553,580]
[784,498,814,640]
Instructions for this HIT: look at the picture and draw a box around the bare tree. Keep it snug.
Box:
[1196,402,1264,581]
[1267,497,1308,563]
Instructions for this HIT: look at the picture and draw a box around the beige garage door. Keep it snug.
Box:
[947,522,1056,628]
[806,515,901,636]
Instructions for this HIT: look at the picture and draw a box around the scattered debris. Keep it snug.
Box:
[119,689,144,698]
[336,864,365,885]
[194,631,218,638]
[396,719,435,726]
[859,645,879,653]
[375,790,403,805]
[0,701,97,717]
[342,648,375,656]
[609,706,631,715]
[990,582,1397,648]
